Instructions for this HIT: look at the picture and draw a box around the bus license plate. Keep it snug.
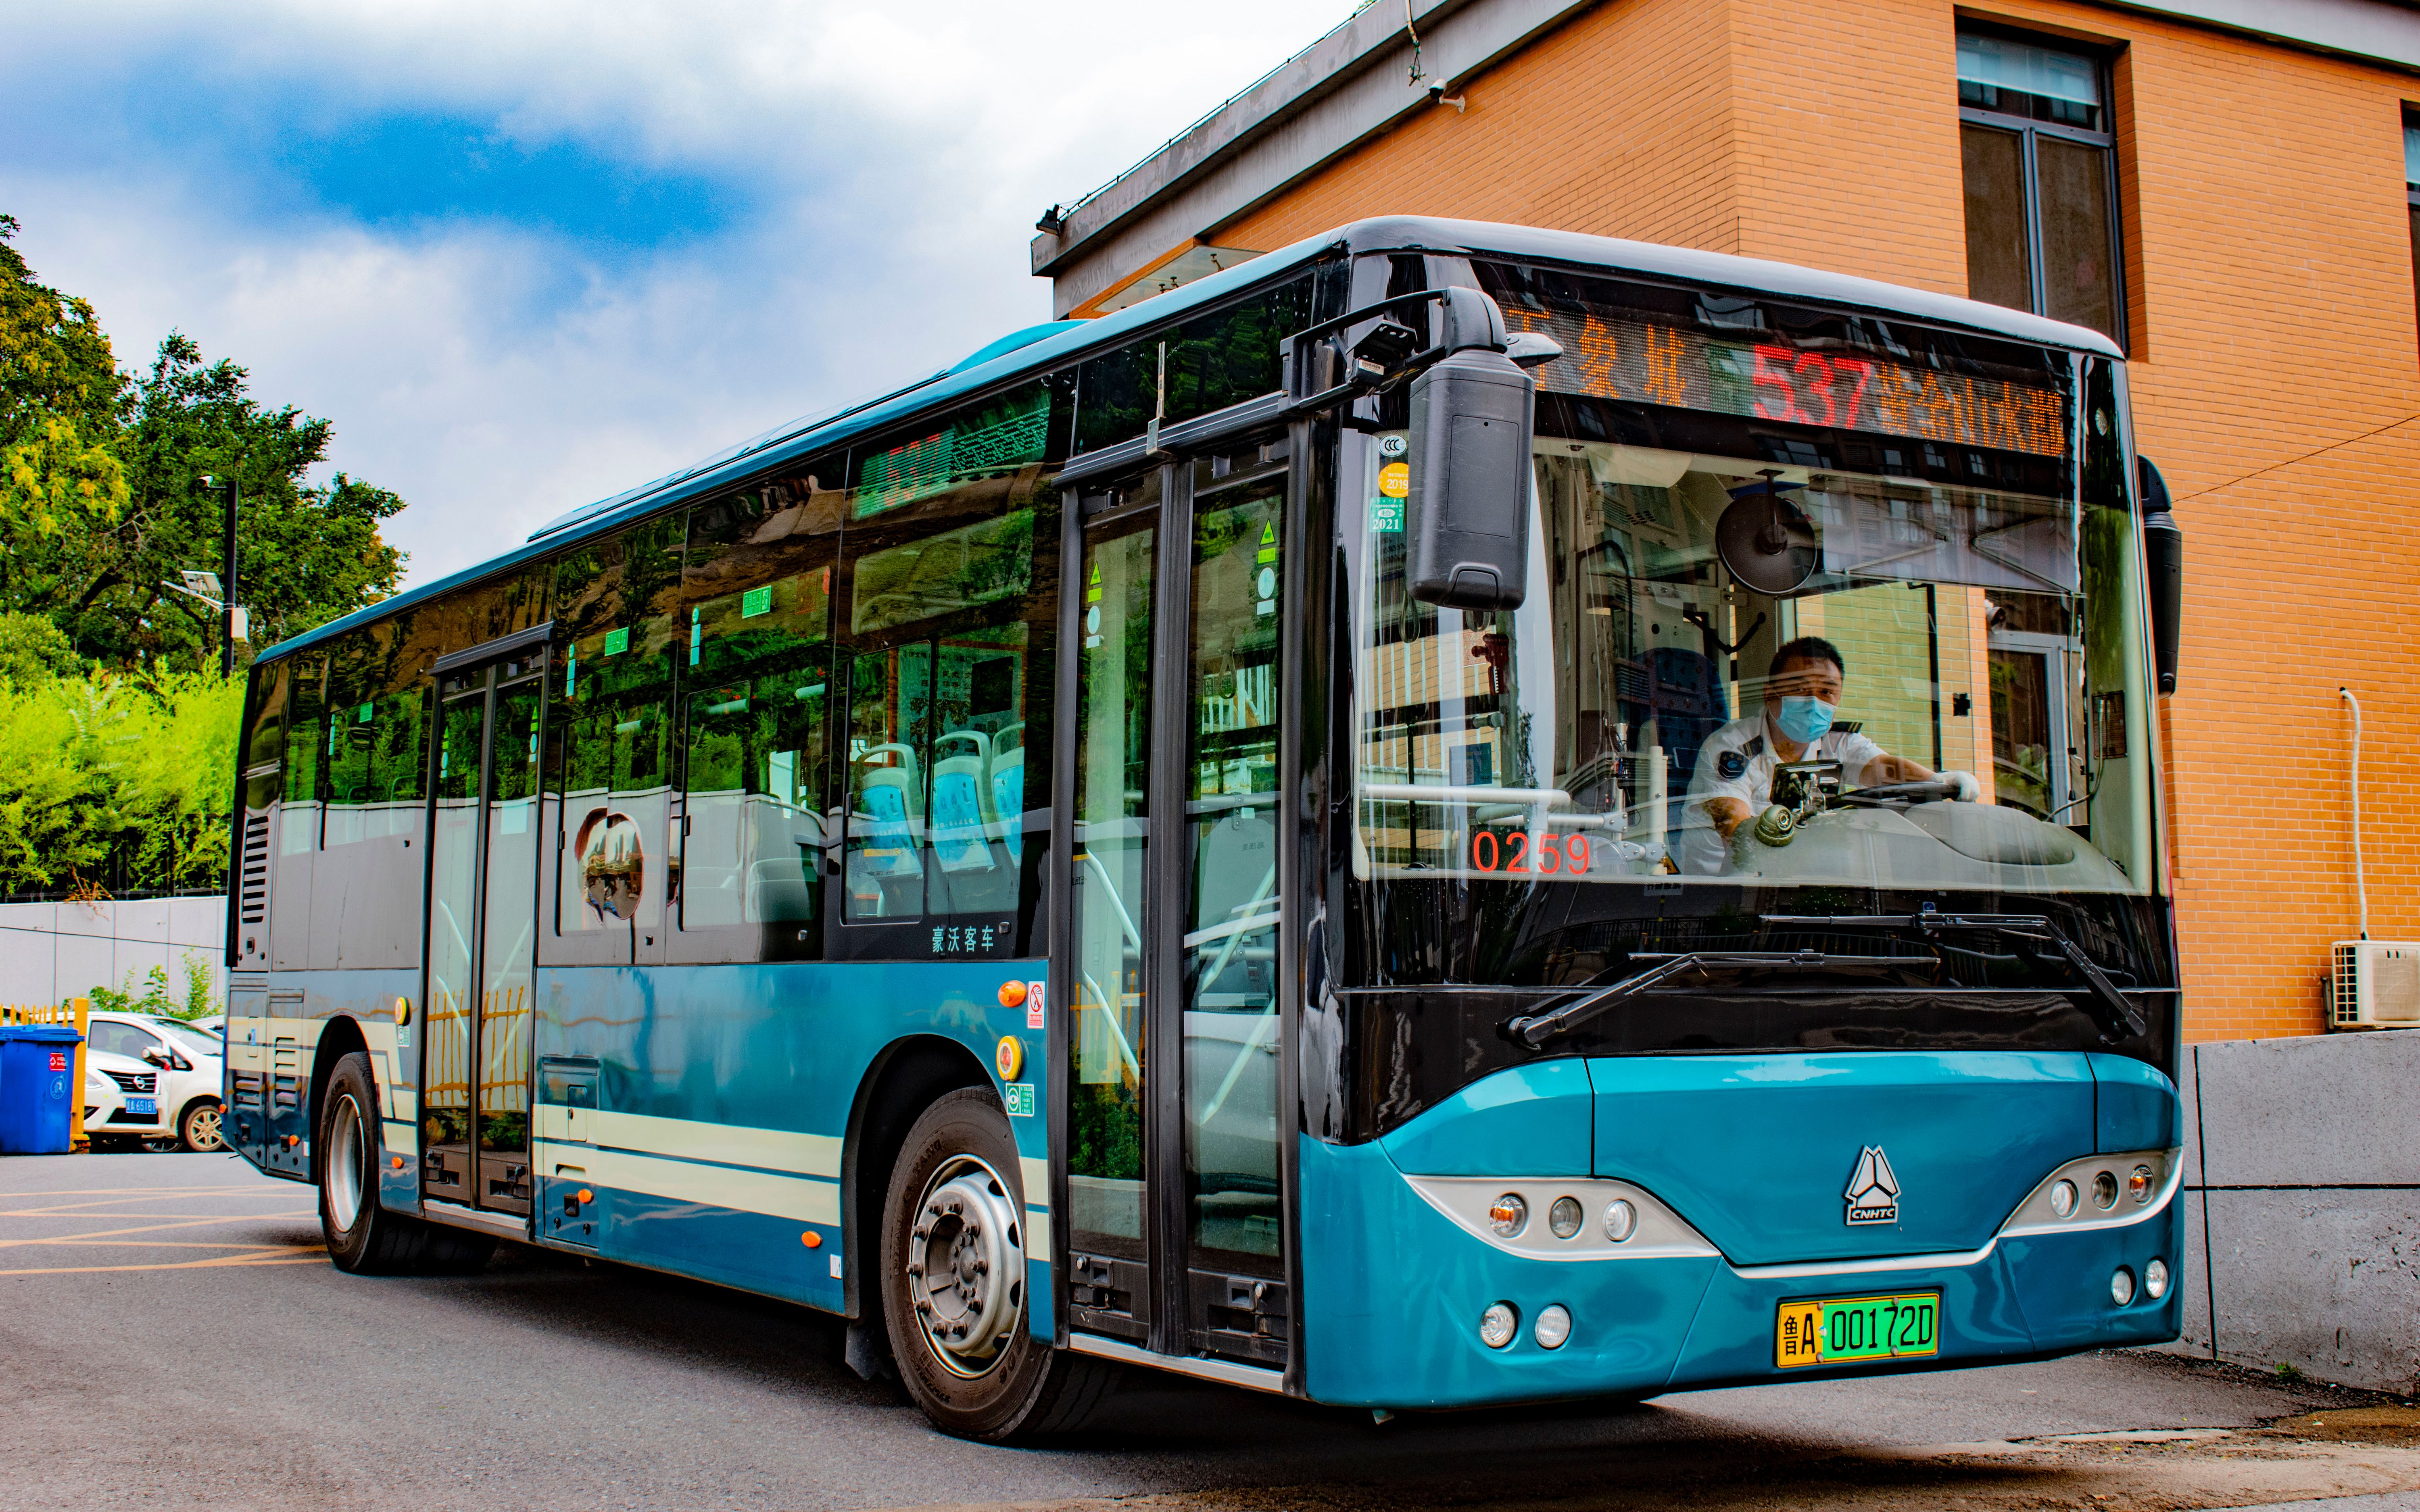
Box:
[125,1097,157,1118]
[1775,1291,1939,1368]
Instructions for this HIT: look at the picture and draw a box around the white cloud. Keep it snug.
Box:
[1,1,1349,585]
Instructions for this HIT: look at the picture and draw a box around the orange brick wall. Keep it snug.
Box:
[1205,0,2420,1039]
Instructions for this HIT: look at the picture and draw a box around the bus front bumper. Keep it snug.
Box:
[1297,1136,2182,1410]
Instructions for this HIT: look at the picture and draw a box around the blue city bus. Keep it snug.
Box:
[222,217,2186,1440]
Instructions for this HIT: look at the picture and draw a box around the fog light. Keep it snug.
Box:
[1548,1197,1584,1239]
[1603,1199,1638,1243]
[1479,1302,1519,1349]
[2050,1179,2079,1218]
[2092,1170,2120,1210]
[1488,1194,1528,1237]
[2129,1164,2154,1204]
[2144,1258,2170,1300]
[1533,1304,1573,1350]
[2110,1267,2136,1306]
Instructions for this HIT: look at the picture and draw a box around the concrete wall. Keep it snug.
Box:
[2172,1028,2420,1391]
[0,898,227,1011]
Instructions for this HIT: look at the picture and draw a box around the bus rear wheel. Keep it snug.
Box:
[318,1052,495,1276]
[878,1088,1118,1442]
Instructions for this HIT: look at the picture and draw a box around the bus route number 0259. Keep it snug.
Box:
[1469,829,1590,874]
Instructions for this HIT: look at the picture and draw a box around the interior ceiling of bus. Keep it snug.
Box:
[257,216,2122,670]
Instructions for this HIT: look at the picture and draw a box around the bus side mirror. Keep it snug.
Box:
[1407,287,1538,613]
[2137,455,2182,695]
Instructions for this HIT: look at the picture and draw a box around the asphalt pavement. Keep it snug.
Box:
[5,1152,2415,1512]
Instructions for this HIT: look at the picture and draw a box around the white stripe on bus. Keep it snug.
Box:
[535,1139,839,1226]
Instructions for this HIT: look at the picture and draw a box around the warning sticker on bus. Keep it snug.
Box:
[1775,1291,1939,1369]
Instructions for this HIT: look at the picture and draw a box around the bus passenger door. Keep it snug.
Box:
[420,644,545,1220]
[1060,438,1293,1370]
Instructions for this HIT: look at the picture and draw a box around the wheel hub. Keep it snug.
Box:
[906,1156,1023,1377]
[326,1093,365,1231]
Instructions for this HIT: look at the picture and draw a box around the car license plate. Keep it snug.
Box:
[1775,1291,1939,1368]
[125,1097,157,1117]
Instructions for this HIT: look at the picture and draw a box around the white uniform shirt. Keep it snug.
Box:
[1681,714,1887,874]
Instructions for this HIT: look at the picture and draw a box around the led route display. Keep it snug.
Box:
[1506,307,2069,459]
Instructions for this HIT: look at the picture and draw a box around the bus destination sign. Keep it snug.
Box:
[1507,308,2068,459]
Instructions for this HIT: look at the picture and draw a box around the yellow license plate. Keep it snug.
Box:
[1775,1291,1940,1368]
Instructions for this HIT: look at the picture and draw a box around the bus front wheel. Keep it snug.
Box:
[878,1087,1118,1442]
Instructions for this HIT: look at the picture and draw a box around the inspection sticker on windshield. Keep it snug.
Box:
[1775,1291,1938,1368]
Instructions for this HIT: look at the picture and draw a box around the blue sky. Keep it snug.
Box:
[1,1,1341,585]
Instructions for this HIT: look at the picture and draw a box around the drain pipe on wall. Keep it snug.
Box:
[2343,686,2368,941]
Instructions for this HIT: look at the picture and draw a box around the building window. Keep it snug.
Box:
[2404,114,2420,336]
[1957,29,2123,342]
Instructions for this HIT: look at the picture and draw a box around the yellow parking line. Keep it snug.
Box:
[0,1215,315,1248]
[0,1248,326,1277]
[0,1187,294,1200]
[8,1239,319,1251]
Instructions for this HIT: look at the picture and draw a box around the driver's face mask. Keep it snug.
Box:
[1773,695,1836,745]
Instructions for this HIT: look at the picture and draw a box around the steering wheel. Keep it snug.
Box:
[1834,778,1960,808]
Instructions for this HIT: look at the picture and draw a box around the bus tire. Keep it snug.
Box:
[879,1087,1120,1442]
[318,1052,495,1277]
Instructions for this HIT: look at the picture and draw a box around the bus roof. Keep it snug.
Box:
[257,215,2121,666]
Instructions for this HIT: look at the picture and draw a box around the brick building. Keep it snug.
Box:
[1033,0,2420,1040]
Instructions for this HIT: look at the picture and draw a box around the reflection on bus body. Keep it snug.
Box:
[575,808,645,921]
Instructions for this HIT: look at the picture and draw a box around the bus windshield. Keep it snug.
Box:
[1349,320,2156,962]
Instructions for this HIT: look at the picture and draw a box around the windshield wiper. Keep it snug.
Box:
[1760,912,2148,1041]
[1504,950,1914,1048]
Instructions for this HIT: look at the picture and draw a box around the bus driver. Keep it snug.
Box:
[1685,635,1979,873]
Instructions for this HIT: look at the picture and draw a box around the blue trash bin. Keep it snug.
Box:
[0,1025,86,1154]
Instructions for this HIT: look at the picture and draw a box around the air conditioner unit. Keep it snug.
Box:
[2332,941,2420,1029]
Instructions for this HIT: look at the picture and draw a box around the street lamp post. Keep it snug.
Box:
[199,475,239,678]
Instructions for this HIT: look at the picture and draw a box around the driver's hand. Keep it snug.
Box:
[1941,771,1981,802]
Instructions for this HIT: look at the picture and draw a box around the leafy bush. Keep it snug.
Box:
[0,668,242,894]
[88,951,218,1020]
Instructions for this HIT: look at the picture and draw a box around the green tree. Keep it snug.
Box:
[60,333,407,669]
[0,216,131,625]
[0,610,81,685]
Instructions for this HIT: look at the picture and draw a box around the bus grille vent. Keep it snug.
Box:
[239,813,269,923]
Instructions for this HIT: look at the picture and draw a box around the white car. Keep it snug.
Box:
[85,1013,225,1151]
[83,1048,176,1148]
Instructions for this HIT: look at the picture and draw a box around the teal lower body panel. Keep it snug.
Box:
[1298,1134,2182,1410]
[1300,1138,1719,1407]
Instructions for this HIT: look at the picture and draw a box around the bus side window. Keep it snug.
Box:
[272,656,326,970]
[843,640,931,922]
[549,514,684,961]
[834,377,1064,953]
[235,660,290,971]
[674,469,840,960]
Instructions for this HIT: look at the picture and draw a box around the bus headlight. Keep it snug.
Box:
[1533,1304,1572,1350]
[2110,1267,2136,1306]
[2049,1179,2078,1218]
[1479,1302,1520,1349]
[1487,1194,1527,1237]
[2091,1170,2120,1210]
[1602,1199,1637,1242]
[2144,1258,2170,1300]
[1548,1197,1584,1239]
[2128,1165,2154,1204]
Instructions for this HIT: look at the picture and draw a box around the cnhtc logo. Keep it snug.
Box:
[1844,1145,1901,1226]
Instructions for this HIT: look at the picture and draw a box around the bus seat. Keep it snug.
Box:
[990,724,1026,865]
[930,729,995,874]
[852,742,922,875]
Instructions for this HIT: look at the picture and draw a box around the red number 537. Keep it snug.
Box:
[1751,344,1875,430]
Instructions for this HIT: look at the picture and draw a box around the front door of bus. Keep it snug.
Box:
[421,648,543,1218]
[1064,439,1291,1367]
